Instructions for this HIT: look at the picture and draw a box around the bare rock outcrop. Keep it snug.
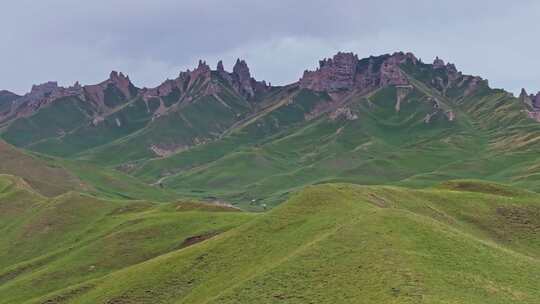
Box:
[300,52,359,92]
[83,71,137,110]
[142,58,270,107]
[518,88,540,110]
[232,59,256,98]
[534,92,540,109]
[329,107,358,121]
[519,88,533,107]
[433,56,446,69]
[6,81,83,119]
[299,52,415,93]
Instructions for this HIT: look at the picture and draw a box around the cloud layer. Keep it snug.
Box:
[2,0,538,94]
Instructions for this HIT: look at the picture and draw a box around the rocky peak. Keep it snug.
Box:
[109,71,129,84]
[3,80,85,120]
[30,81,60,97]
[233,59,251,82]
[216,60,225,72]
[108,71,134,97]
[232,59,257,99]
[189,60,211,80]
[433,56,445,68]
[534,92,540,109]
[299,52,359,92]
[520,88,528,98]
[519,88,533,106]
[82,71,136,110]
[300,51,414,93]
[517,88,540,109]
[197,60,211,72]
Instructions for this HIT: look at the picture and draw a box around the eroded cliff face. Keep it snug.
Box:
[535,93,540,109]
[83,71,137,110]
[142,58,270,106]
[3,81,83,120]
[299,52,416,94]
[519,88,540,122]
[2,51,534,127]
[519,89,540,108]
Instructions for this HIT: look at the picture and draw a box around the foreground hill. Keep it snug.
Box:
[0,175,253,304]
[2,51,540,303]
[2,179,538,303]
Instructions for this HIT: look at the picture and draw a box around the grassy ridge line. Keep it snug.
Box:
[0,141,87,196]
[23,182,540,304]
[0,139,176,201]
[0,175,254,304]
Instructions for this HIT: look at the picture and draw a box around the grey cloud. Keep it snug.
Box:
[1,0,539,94]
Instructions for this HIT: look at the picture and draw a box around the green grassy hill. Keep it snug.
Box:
[133,84,540,209]
[0,140,177,201]
[2,53,540,208]
[2,52,540,302]
[0,141,86,196]
[2,179,537,303]
[0,174,254,304]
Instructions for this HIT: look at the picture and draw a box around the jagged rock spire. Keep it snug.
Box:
[534,92,540,109]
[299,52,413,92]
[233,59,251,81]
[231,59,256,98]
[433,56,445,68]
[217,60,225,72]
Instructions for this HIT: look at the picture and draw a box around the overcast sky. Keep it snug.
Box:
[1,0,538,95]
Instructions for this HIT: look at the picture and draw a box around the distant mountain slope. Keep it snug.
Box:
[0,60,271,163]
[0,90,20,114]
[10,181,539,304]
[0,140,85,196]
[1,51,540,206]
[0,140,178,201]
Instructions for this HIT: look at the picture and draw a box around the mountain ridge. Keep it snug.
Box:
[2,51,540,207]
[4,51,535,128]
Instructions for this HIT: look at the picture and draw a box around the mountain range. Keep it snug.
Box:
[1,51,540,207]
[1,51,540,303]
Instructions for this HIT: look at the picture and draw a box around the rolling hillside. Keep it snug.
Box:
[0,175,254,304]
[1,179,538,303]
[1,51,540,303]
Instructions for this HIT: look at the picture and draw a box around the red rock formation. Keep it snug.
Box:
[299,52,359,92]
[433,56,446,68]
[232,59,256,98]
[7,81,84,119]
[143,58,270,106]
[533,92,540,109]
[216,60,225,73]
[299,52,414,93]
[83,71,136,110]
[519,88,533,107]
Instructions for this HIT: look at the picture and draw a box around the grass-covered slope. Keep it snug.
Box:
[0,140,177,201]
[0,75,257,166]
[131,85,475,207]
[0,141,86,196]
[0,175,254,304]
[3,53,540,208]
[132,80,540,209]
[13,181,539,304]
